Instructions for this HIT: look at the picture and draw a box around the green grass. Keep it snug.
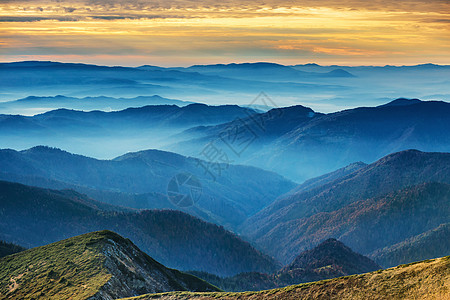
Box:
[0,231,114,300]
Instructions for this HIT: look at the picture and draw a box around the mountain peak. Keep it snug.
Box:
[375,149,425,164]
[325,69,355,77]
[379,98,422,107]
[23,146,68,155]
[286,238,381,275]
[0,230,219,299]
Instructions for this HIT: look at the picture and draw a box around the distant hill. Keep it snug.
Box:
[122,255,450,300]
[285,238,380,275]
[0,102,259,158]
[0,61,347,106]
[379,97,422,107]
[189,239,380,292]
[169,104,322,163]
[321,69,355,77]
[0,181,280,277]
[253,99,450,181]
[372,223,450,268]
[0,146,294,229]
[0,241,26,259]
[173,99,450,182]
[0,95,194,115]
[241,150,450,265]
[181,62,314,81]
[179,63,356,81]
[0,230,219,300]
[0,102,256,128]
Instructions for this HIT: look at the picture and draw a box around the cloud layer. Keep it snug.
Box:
[1,0,449,65]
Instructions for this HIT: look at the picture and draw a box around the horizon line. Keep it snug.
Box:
[1,60,449,69]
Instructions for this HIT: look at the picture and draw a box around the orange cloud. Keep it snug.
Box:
[0,0,449,66]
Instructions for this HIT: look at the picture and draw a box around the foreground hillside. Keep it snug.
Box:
[0,181,279,276]
[124,256,450,300]
[0,231,218,300]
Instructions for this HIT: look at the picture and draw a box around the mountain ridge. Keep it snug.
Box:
[170,99,450,182]
[0,230,219,300]
[241,150,450,265]
[0,146,295,229]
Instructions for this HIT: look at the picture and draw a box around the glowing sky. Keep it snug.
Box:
[1,0,449,66]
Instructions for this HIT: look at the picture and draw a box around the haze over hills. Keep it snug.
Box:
[0,181,280,277]
[0,230,219,300]
[171,62,355,81]
[0,146,295,229]
[0,103,258,158]
[173,99,450,181]
[0,61,348,110]
[1,61,449,112]
[1,97,449,182]
[241,150,450,265]
[284,162,367,196]
[0,95,194,115]
[122,255,450,300]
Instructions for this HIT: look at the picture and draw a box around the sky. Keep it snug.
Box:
[0,0,449,66]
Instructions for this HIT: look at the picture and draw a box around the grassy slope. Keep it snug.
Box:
[123,256,450,300]
[0,231,111,300]
[0,230,218,300]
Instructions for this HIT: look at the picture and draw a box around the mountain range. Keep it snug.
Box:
[0,61,348,108]
[0,148,448,272]
[0,181,279,277]
[2,97,449,183]
[2,61,449,112]
[0,103,258,158]
[0,95,193,115]
[170,62,355,81]
[241,150,450,266]
[0,146,295,230]
[171,99,450,181]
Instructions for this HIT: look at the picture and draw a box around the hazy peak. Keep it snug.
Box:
[380,98,423,107]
